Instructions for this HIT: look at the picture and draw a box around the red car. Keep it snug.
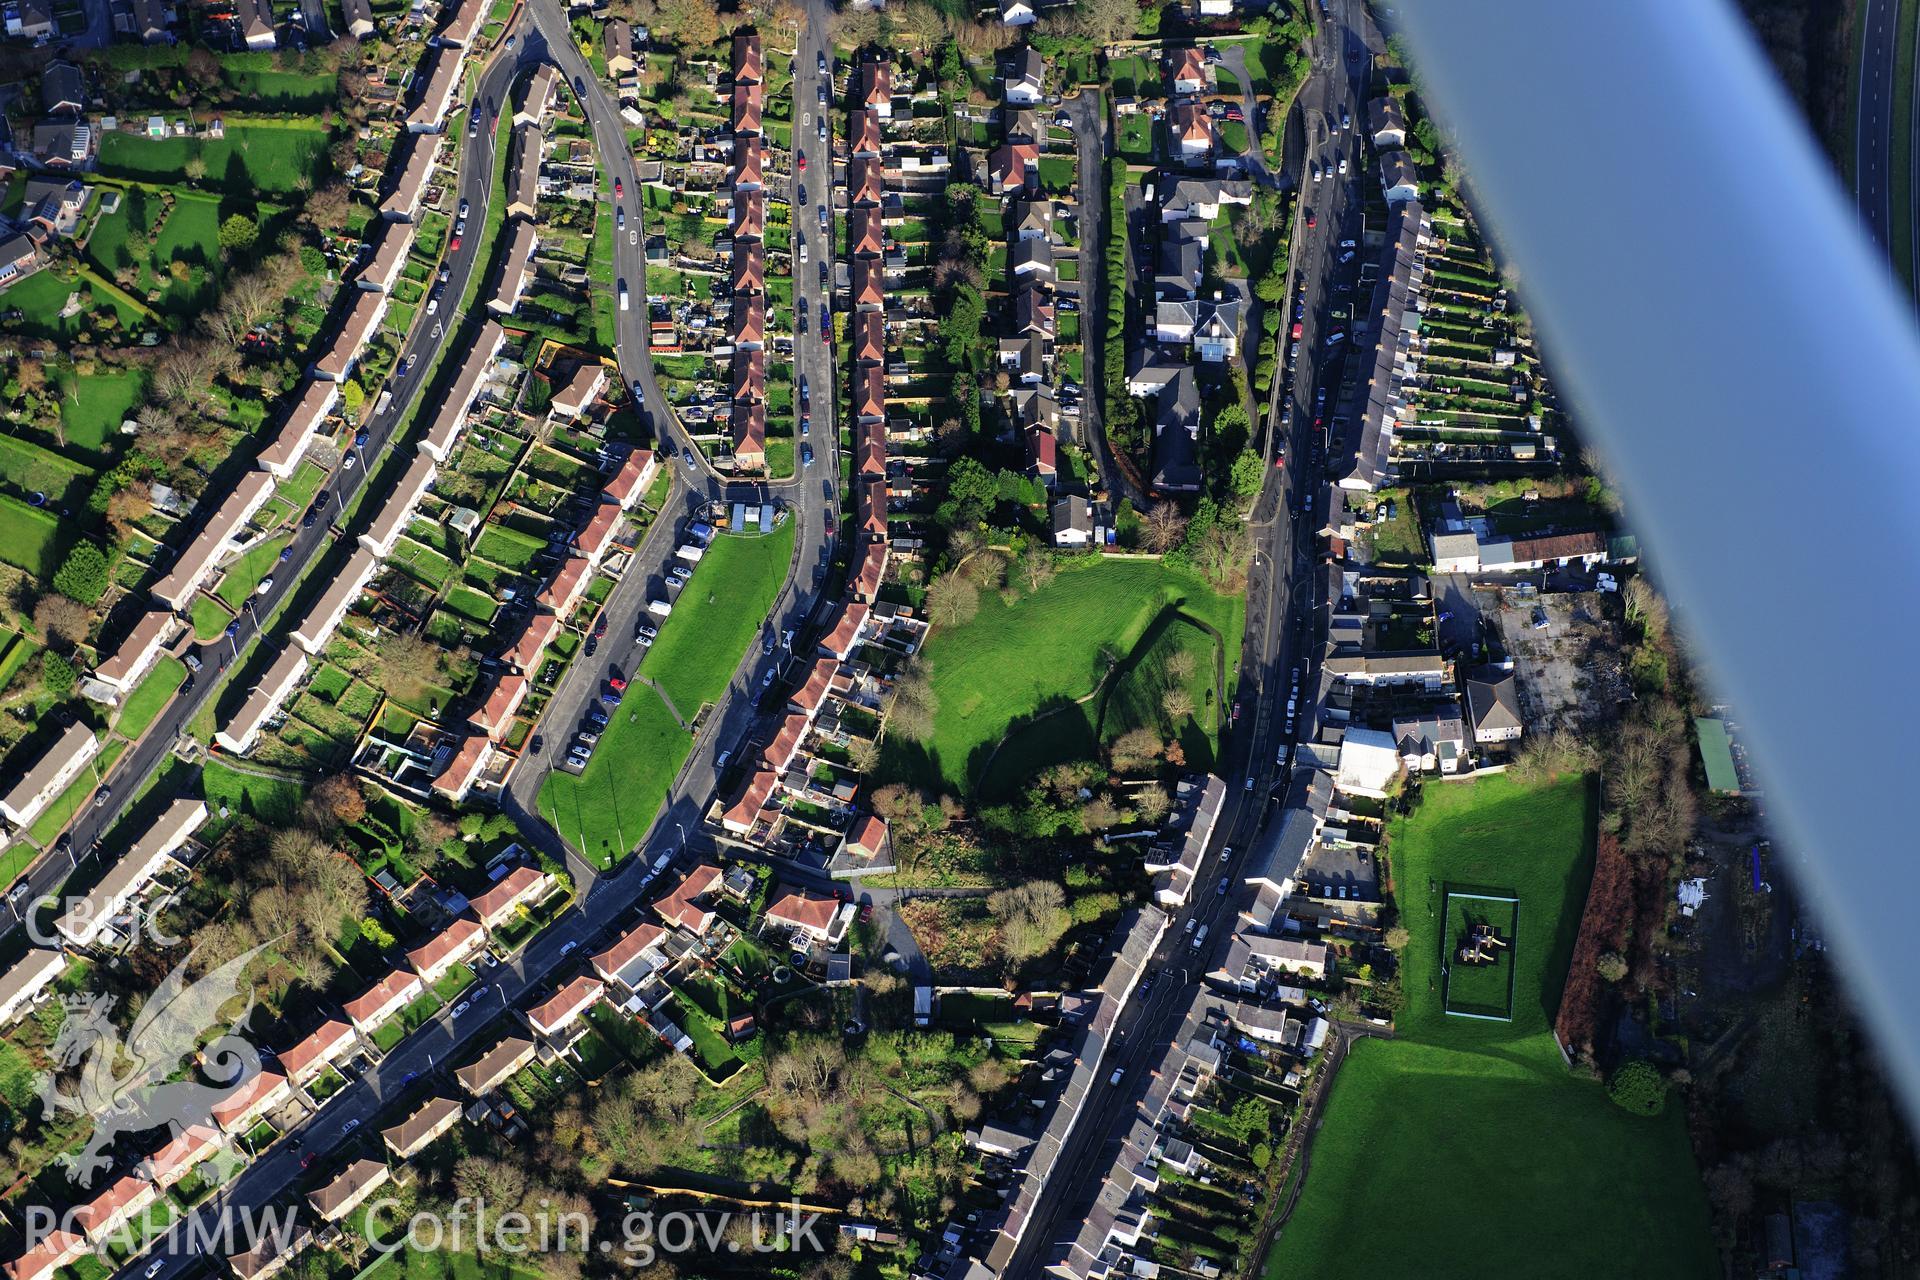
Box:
[858,903,874,923]
[614,178,624,198]
[608,675,628,692]
[1273,453,1285,468]
[1305,210,1316,228]
[449,234,462,252]
[797,151,807,173]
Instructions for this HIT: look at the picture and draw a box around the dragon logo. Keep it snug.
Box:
[36,944,273,1188]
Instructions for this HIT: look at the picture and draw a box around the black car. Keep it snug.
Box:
[584,636,599,657]
[529,735,544,754]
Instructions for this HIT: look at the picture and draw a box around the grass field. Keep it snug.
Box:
[57,370,147,452]
[114,656,187,742]
[0,495,65,577]
[1441,889,1518,1019]
[96,125,329,195]
[1267,776,1714,1280]
[214,536,291,611]
[537,526,793,866]
[200,759,305,829]
[887,559,1243,796]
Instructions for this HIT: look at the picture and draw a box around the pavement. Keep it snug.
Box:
[1002,0,1374,1268]
[1,31,532,951]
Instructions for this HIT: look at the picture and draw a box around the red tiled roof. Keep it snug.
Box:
[1025,425,1058,473]
[850,206,884,257]
[472,866,549,927]
[721,771,778,834]
[820,602,869,656]
[473,673,528,738]
[537,554,591,616]
[591,921,665,985]
[764,711,812,772]
[405,917,484,981]
[527,976,602,1035]
[279,1019,356,1082]
[731,190,764,240]
[655,862,723,930]
[732,31,762,83]
[577,502,624,565]
[853,311,885,364]
[604,450,658,507]
[851,109,880,156]
[344,968,422,1026]
[767,885,840,936]
[507,611,561,671]
[846,813,889,858]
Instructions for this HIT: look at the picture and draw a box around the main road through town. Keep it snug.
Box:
[1002,0,1374,1269]
[0,29,533,952]
[108,6,850,1275]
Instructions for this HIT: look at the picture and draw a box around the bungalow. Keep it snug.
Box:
[341,0,374,37]
[605,20,635,76]
[525,976,603,1042]
[507,611,562,672]
[313,288,388,381]
[308,1160,389,1223]
[406,916,486,984]
[407,45,464,132]
[54,797,206,948]
[420,320,505,462]
[235,0,274,47]
[0,722,99,828]
[455,1034,536,1096]
[1170,102,1214,159]
[485,220,538,316]
[537,553,591,617]
[655,862,723,933]
[380,132,438,221]
[1464,668,1523,743]
[2,1232,87,1280]
[986,141,1038,196]
[1051,494,1093,547]
[603,448,658,509]
[0,948,66,1026]
[819,601,869,659]
[151,470,275,611]
[591,920,669,990]
[288,548,378,656]
[432,735,494,804]
[139,1123,222,1190]
[210,1066,291,1134]
[1003,47,1045,105]
[858,59,892,118]
[472,672,528,740]
[343,967,424,1033]
[507,125,542,220]
[472,865,553,931]
[381,1094,463,1160]
[93,609,182,697]
[28,119,94,168]
[278,1019,358,1088]
[259,379,338,480]
[359,453,438,559]
[1169,46,1207,96]
[765,885,847,945]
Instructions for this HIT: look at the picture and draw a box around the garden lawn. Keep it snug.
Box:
[536,685,691,869]
[200,759,304,828]
[58,370,147,453]
[1266,776,1714,1280]
[0,495,63,577]
[644,523,795,716]
[96,124,329,195]
[214,535,291,611]
[114,656,187,742]
[888,558,1242,796]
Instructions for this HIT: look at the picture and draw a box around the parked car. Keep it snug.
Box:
[616,207,625,229]
[614,178,624,198]
[801,442,814,466]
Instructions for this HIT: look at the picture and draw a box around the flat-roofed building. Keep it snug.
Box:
[419,321,504,462]
[382,1093,462,1159]
[472,865,551,930]
[507,125,541,219]
[215,646,308,755]
[0,948,66,1026]
[485,220,537,316]
[356,218,414,294]
[406,916,486,984]
[312,289,388,381]
[0,722,100,828]
[471,672,527,739]
[343,967,424,1033]
[54,797,206,947]
[506,611,561,672]
[536,554,590,617]
[455,1034,535,1096]
[603,448,658,509]
[277,1019,357,1088]
[407,45,463,131]
[151,470,275,611]
[380,132,438,222]
[359,453,438,559]
[289,548,378,655]
[258,379,338,479]
[93,609,182,696]
[432,735,493,804]
[308,1159,389,1223]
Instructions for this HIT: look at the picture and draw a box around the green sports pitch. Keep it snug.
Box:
[1440,884,1519,1021]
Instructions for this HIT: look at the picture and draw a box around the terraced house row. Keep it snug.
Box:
[728,30,769,471]
[849,54,892,606]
